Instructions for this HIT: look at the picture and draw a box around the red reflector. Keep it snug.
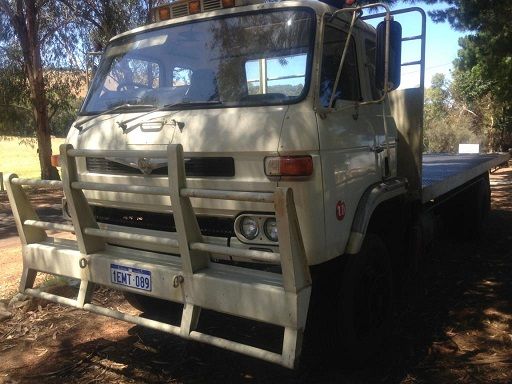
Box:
[51,154,60,167]
[265,156,313,177]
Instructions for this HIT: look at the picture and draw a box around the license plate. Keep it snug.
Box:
[110,264,152,291]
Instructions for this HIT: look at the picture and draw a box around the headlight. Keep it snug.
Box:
[240,216,259,240]
[264,218,278,242]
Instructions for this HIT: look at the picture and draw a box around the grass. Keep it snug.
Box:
[0,136,65,179]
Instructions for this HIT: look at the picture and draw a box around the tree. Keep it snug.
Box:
[416,0,512,150]
[423,73,480,153]
[61,0,154,50]
[0,1,153,179]
[0,1,79,179]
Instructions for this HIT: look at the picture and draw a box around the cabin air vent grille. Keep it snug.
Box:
[203,0,222,11]
[171,3,189,18]
[86,157,235,177]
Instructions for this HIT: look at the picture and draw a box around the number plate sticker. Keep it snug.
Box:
[110,264,152,291]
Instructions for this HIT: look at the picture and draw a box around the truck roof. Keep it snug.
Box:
[109,0,376,44]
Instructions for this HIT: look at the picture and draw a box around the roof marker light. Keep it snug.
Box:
[158,6,171,20]
[222,0,235,8]
[188,0,201,14]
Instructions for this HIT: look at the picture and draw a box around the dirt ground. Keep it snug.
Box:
[0,165,511,384]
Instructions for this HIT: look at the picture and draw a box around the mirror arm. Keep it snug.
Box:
[321,3,392,112]
[328,10,358,109]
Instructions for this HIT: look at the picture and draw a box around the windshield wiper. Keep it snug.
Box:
[117,100,222,132]
[76,103,154,131]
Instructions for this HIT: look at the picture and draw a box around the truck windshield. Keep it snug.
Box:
[81,9,315,115]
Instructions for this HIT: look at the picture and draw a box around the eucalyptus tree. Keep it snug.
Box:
[0,1,85,179]
[418,0,512,150]
[0,0,153,179]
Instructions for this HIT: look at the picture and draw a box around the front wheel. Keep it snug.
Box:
[124,292,182,317]
[336,234,393,365]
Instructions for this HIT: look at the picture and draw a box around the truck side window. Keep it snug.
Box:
[320,25,360,107]
[365,38,381,100]
[245,54,306,97]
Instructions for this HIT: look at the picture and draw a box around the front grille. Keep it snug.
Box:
[86,157,135,174]
[93,206,235,238]
[86,157,235,177]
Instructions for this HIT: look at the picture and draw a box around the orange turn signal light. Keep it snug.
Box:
[51,154,61,168]
[264,156,313,177]
[188,0,201,14]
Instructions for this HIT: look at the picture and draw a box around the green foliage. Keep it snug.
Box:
[424,73,482,153]
[0,63,32,135]
[76,1,153,51]
[416,0,512,150]
[0,0,152,141]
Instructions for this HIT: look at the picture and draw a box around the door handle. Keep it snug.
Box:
[370,145,385,153]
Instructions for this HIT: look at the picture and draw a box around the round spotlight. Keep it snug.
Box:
[240,216,259,240]
[264,218,278,242]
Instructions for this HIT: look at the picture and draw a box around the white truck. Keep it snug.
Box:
[6,0,509,369]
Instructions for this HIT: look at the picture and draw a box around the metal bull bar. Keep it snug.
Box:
[5,144,311,369]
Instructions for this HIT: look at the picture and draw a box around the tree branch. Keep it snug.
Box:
[0,103,33,113]
[461,105,478,117]
[0,0,15,19]
[57,0,102,30]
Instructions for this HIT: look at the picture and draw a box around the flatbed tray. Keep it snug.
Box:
[421,153,509,203]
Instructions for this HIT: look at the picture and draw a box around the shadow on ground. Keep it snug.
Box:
[5,208,511,384]
[0,188,63,240]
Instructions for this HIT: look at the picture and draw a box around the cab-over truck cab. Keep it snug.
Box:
[72,0,405,265]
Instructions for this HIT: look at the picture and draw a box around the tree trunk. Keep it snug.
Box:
[13,0,59,180]
[32,78,59,180]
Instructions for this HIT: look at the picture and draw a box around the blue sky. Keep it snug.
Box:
[386,1,465,88]
[245,1,465,90]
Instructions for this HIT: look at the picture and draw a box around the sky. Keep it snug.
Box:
[243,1,466,91]
[381,1,466,88]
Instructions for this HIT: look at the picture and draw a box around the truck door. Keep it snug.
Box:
[359,36,398,180]
[316,23,381,258]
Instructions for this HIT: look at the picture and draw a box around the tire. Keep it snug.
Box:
[443,174,491,239]
[335,234,393,365]
[471,174,491,236]
[401,216,428,307]
[124,292,182,316]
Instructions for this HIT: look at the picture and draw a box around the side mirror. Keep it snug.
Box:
[376,19,402,92]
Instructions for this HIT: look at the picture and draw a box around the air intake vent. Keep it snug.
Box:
[86,157,235,177]
[203,0,222,11]
[171,3,189,18]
